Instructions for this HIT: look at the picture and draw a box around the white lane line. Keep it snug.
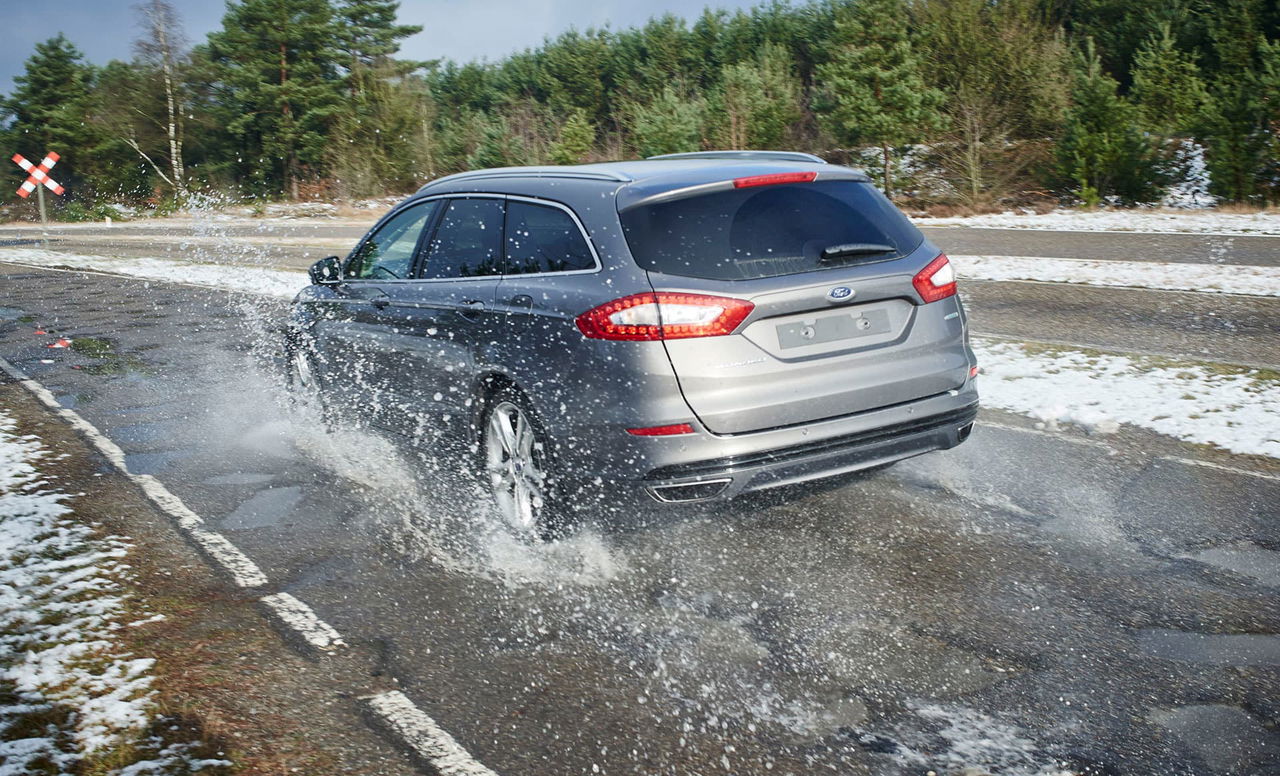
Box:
[0,355,269,588]
[364,691,500,776]
[0,358,492,772]
[1157,455,1280,483]
[260,592,346,653]
[978,420,1115,450]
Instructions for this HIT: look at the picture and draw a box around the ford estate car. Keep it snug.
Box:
[286,151,979,539]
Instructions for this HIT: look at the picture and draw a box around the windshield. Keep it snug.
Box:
[619,180,923,281]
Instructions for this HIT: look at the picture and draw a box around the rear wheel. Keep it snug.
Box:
[480,388,564,541]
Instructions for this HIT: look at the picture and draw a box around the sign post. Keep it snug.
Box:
[12,151,65,229]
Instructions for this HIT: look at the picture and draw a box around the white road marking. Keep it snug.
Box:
[260,592,346,653]
[978,420,1115,450]
[364,691,500,776]
[1157,456,1280,483]
[0,355,269,589]
[1,356,496,773]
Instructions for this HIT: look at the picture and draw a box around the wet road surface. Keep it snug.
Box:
[1,253,1277,775]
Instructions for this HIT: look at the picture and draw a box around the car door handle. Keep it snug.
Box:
[371,298,390,310]
[509,294,533,311]
[458,299,486,319]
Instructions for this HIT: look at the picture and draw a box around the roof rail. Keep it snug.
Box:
[419,166,633,192]
[646,150,828,164]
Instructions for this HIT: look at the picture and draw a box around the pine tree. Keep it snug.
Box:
[207,0,345,197]
[2,35,97,198]
[1131,24,1209,136]
[625,86,705,158]
[708,43,802,150]
[815,0,944,199]
[550,109,596,164]
[1056,40,1164,206]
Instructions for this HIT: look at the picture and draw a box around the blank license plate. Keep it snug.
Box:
[776,308,891,349]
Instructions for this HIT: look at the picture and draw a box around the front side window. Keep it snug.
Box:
[348,200,438,280]
[504,201,595,274]
[421,198,505,279]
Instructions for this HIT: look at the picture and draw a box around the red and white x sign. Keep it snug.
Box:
[12,151,64,198]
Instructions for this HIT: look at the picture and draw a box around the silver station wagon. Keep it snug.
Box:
[287,151,979,538]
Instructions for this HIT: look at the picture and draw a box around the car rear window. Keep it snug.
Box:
[619,180,923,281]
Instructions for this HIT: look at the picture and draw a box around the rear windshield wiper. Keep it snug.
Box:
[819,243,896,264]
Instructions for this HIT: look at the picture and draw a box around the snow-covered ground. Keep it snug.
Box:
[3,247,1278,460]
[974,339,1280,458]
[0,248,308,299]
[952,255,1280,297]
[918,210,1280,235]
[0,411,229,775]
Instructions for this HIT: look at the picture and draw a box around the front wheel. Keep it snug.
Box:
[480,388,565,541]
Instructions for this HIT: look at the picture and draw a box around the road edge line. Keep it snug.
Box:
[259,592,347,655]
[362,691,500,776]
[1157,455,1280,483]
[0,355,270,590]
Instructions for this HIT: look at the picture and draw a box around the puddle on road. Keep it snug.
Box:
[1137,628,1280,665]
[1186,543,1280,587]
[222,485,304,529]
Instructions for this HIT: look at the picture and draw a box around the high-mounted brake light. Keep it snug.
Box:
[576,293,755,341]
[912,253,958,303]
[733,171,818,188]
[626,423,695,436]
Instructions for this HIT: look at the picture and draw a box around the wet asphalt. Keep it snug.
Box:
[0,224,1278,776]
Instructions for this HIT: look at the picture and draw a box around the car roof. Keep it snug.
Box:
[415,152,872,207]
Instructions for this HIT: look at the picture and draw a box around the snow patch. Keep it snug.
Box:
[953,255,1280,296]
[919,209,1280,235]
[975,339,1280,458]
[0,411,224,774]
[0,248,305,299]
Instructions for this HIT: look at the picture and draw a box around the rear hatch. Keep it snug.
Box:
[619,177,969,435]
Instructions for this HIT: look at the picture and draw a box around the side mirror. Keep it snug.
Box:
[309,256,343,286]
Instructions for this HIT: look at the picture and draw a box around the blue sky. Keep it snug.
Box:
[1,0,767,94]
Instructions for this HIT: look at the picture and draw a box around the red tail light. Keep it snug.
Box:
[576,293,754,341]
[912,253,957,303]
[733,171,818,188]
[626,423,695,436]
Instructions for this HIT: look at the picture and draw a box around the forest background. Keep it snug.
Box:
[2,0,1278,220]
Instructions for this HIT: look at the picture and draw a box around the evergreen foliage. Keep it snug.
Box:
[2,0,1278,208]
[1056,40,1165,206]
[815,0,945,198]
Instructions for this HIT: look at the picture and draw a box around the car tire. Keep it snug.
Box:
[479,386,567,541]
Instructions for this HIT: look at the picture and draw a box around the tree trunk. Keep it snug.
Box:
[280,42,294,199]
[882,144,893,201]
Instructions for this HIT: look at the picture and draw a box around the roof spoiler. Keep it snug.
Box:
[646,150,828,164]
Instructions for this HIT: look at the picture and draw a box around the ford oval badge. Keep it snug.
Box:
[827,285,855,302]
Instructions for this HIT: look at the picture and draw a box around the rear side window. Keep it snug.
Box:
[619,181,923,280]
[421,198,505,279]
[504,201,595,274]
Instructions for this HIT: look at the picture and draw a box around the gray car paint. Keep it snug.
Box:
[290,158,978,506]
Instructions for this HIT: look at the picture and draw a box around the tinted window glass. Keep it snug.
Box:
[504,201,595,274]
[348,200,438,280]
[619,181,923,281]
[421,198,505,279]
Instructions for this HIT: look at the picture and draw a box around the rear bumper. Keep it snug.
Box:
[644,402,976,501]
[564,382,979,507]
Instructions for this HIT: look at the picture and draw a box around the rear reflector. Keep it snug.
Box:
[576,292,754,341]
[733,171,818,188]
[912,253,958,303]
[969,365,979,378]
[627,423,695,436]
